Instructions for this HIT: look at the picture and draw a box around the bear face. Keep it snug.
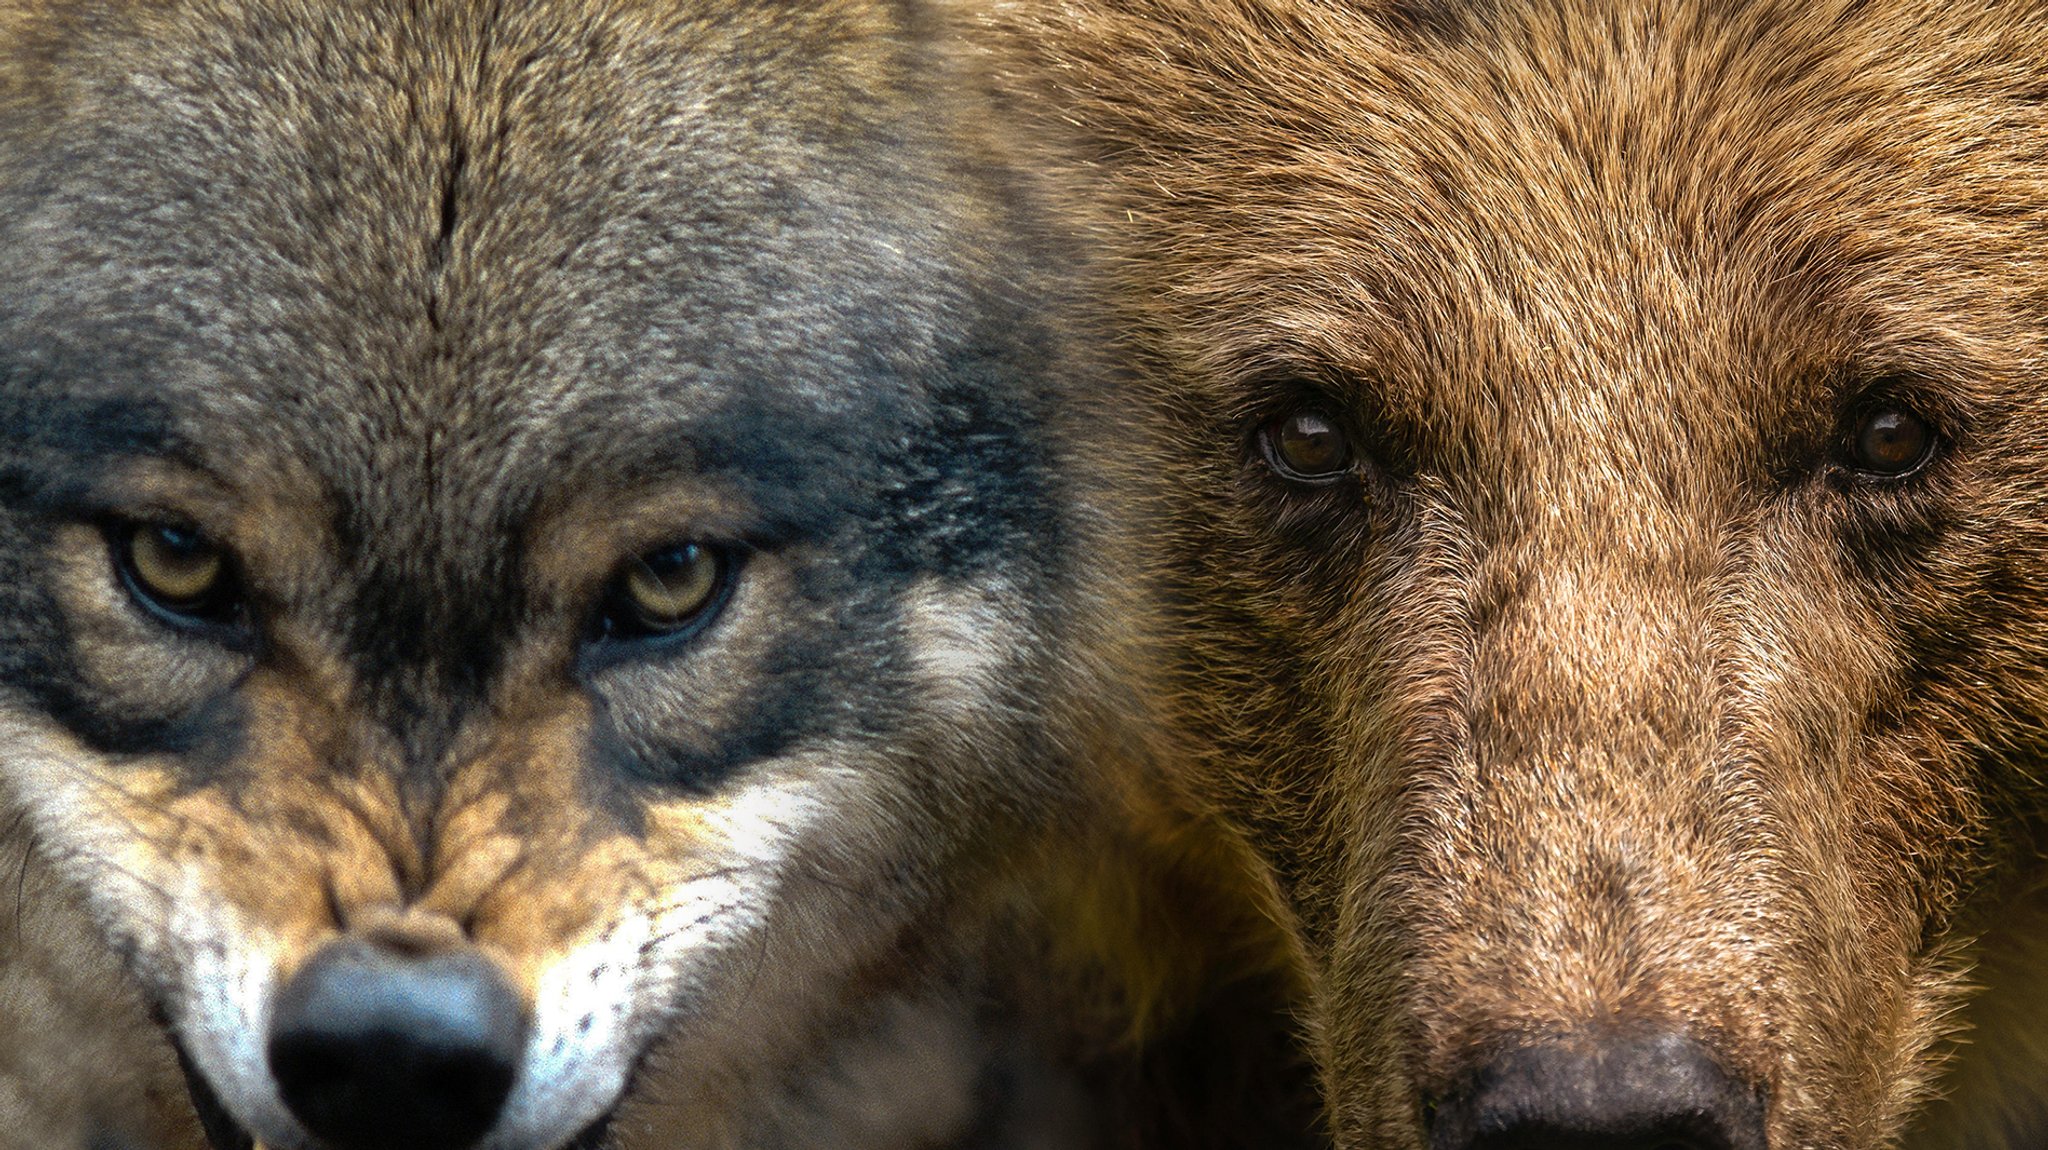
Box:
[988,0,2048,1144]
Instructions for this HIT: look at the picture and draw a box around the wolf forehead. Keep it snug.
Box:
[0,0,1071,783]
[0,0,1065,567]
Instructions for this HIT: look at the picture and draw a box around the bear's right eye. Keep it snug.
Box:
[1260,411,1354,483]
[1848,407,1936,477]
[112,522,243,628]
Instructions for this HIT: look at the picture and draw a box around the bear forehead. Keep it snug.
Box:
[1106,0,2048,449]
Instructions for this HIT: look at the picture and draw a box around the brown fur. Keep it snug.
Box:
[980,0,2048,1144]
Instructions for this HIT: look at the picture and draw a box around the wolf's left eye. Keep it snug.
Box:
[599,542,733,643]
[113,523,241,626]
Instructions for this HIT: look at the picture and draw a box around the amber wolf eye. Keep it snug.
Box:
[1848,407,1936,477]
[1260,410,1354,482]
[597,541,735,643]
[113,522,243,627]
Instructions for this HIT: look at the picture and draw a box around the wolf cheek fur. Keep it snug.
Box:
[0,2,1318,1148]
[987,0,2048,1146]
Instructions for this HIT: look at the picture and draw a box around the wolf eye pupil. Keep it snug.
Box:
[1852,408,1934,475]
[123,524,229,614]
[613,542,726,637]
[1264,411,1352,480]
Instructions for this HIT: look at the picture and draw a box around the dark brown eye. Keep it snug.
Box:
[1850,408,1935,476]
[602,542,732,642]
[115,523,240,624]
[1261,411,1353,481]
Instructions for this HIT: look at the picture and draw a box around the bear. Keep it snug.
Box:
[979,0,2048,1144]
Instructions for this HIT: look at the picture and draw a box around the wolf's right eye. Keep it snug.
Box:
[113,523,241,626]
[598,542,733,644]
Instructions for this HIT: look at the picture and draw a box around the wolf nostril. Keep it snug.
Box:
[1428,1032,1766,1150]
[266,938,526,1150]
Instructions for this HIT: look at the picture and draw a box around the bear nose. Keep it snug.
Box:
[1429,1032,1766,1150]
[266,937,527,1150]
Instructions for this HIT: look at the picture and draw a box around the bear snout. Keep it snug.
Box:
[1428,1031,1766,1150]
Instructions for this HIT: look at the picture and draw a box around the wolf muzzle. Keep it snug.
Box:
[265,938,526,1150]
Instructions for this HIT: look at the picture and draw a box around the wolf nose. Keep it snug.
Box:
[1428,1032,1766,1150]
[267,938,526,1150]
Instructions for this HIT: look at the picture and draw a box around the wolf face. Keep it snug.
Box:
[990,0,2048,1145]
[0,3,1107,1147]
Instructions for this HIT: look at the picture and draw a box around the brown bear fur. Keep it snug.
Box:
[979,0,2048,1145]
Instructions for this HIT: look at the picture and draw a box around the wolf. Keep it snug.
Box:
[985,0,2048,1145]
[0,2,1317,1148]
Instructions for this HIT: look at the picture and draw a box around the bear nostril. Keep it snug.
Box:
[266,938,526,1150]
[1428,1031,1766,1150]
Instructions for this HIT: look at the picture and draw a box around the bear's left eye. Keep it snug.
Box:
[1849,407,1936,477]
[598,542,734,643]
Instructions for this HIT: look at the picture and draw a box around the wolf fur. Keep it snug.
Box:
[0,1,1315,1147]
[981,0,2048,1145]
